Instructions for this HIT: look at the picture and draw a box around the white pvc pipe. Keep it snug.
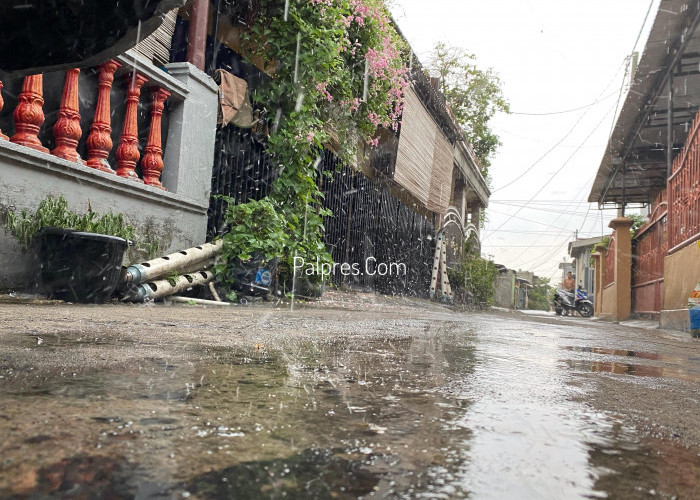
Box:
[169,296,231,306]
[122,240,222,285]
[126,270,215,302]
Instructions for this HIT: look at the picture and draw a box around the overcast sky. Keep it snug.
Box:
[390,0,660,282]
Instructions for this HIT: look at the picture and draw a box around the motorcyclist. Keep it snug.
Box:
[559,271,576,314]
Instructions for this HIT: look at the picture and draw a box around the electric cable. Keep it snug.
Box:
[483,104,616,242]
[491,56,629,194]
[488,172,597,272]
[510,90,620,116]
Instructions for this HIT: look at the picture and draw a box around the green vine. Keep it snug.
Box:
[217,0,410,289]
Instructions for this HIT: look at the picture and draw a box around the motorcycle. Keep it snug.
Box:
[553,286,594,317]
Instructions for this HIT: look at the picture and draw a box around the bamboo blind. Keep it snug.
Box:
[133,9,178,66]
[428,125,453,214]
[394,86,452,215]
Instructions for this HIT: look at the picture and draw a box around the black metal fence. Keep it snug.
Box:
[208,136,436,297]
[207,125,275,238]
[318,152,436,297]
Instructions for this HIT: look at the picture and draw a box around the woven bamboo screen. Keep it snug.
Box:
[133,9,178,66]
[428,127,453,214]
[394,86,452,215]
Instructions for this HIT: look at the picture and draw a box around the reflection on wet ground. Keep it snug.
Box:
[563,345,668,360]
[0,310,698,499]
[562,345,700,381]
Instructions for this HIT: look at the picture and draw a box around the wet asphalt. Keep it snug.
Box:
[0,292,698,499]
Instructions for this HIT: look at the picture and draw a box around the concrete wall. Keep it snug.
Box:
[660,241,700,331]
[598,283,617,319]
[494,270,515,309]
[663,242,700,309]
[0,62,217,292]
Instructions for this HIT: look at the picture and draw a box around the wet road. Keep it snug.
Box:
[0,295,698,499]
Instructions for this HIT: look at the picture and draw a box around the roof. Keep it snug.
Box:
[589,0,700,206]
[515,277,533,288]
[568,236,604,257]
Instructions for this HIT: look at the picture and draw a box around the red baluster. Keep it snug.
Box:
[141,87,171,190]
[87,60,121,172]
[52,69,83,162]
[11,74,48,152]
[0,81,8,140]
[115,72,148,182]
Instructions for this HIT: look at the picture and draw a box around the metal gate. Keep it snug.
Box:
[631,192,667,315]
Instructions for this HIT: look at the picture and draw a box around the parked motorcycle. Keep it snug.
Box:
[553,286,594,317]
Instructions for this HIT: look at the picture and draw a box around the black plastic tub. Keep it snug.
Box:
[37,227,128,303]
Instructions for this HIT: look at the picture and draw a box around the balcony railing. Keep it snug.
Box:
[0,50,187,191]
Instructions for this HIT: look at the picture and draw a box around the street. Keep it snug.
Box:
[0,293,698,499]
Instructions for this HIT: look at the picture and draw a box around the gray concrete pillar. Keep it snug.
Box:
[162,62,218,205]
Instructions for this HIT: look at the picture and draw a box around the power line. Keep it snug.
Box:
[491,201,592,216]
[485,208,581,232]
[483,104,616,241]
[487,244,572,248]
[536,1,656,274]
[492,199,601,204]
[509,90,619,116]
[492,56,630,194]
[492,171,598,271]
[488,228,601,235]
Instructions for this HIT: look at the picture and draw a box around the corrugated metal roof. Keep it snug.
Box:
[589,0,700,205]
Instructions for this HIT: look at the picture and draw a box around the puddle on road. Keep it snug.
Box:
[0,324,698,499]
[563,345,669,361]
[562,346,699,382]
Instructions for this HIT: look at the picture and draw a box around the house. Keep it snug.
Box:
[515,271,533,309]
[568,236,603,297]
[493,265,516,308]
[493,266,533,309]
[588,0,700,330]
[0,0,490,299]
[0,2,218,290]
[187,2,490,297]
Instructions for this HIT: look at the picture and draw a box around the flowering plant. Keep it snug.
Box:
[218,0,410,291]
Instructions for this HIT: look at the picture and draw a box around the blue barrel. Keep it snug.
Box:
[690,306,700,336]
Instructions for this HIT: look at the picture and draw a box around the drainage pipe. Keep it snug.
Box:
[125,270,215,302]
[121,240,222,286]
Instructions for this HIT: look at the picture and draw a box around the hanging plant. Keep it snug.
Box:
[216,0,410,291]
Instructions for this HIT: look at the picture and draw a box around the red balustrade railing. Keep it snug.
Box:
[604,236,616,288]
[0,81,7,140]
[0,63,172,190]
[52,69,82,162]
[631,189,667,314]
[11,74,48,153]
[142,87,171,189]
[86,60,121,172]
[668,109,700,252]
[116,72,148,182]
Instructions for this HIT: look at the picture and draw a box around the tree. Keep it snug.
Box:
[527,275,554,311]
[426,42,509,176]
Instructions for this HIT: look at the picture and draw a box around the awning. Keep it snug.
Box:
[589,0,700,206]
